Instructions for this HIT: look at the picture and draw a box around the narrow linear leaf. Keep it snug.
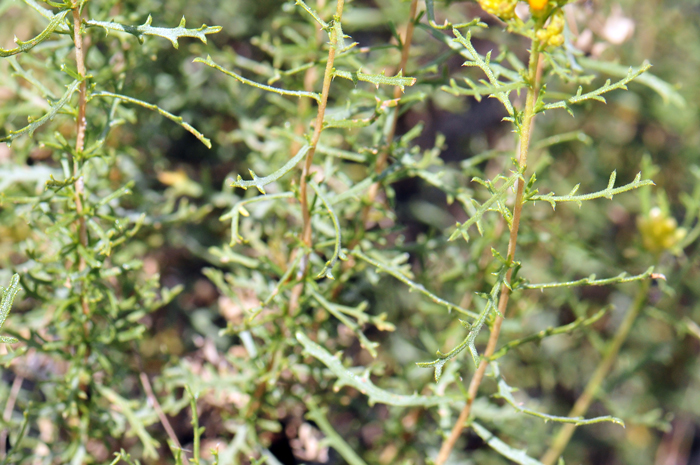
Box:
[1,79,80,144]
[296,331,453,407]
[0,274,21,344]
[420,24,521,83]
[229,144,310,194]
[8,56,62,101]
[471,422,544,465]
[323,117,374,129]
[542,62,652,113]
[295,0,329,29]
[91,91,212,148]
[578,56,685,108]
[528,171,654,209]
[424,0,485,30]
[221,192,295,244]
[247,254,301,319]
[0,9,70,57]
[351,248,477,319]
[195,56,321,102]
[96,181,135,207]
[451,29,515,116]
[489,308,608,361]
[495,376,624,427]
[97,385,159,459]
[333,69,416,92]
[85,15,221,49]
[305,400,368,465]
[310,182,347,279]
[442,78,524,100]
[532,130,593,150]
[417,261,508,381]
[521,266,656,290]
[449,172,520,242]
[21,0,65,23]
[311,289,393,358]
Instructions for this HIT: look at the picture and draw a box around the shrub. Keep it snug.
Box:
[0,0,696,464]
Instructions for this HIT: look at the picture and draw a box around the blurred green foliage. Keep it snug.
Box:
[0,0,698,464]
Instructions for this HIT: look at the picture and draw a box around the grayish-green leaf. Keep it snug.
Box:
[351,248,477,319]
[91,91,212,148]
[417,261,508,380]
[451,29,516,116]
[578,56,685,108]
[489,308,609,361]
[333,69,416,92]
[1,79,80,144]
[494,373,624,426]
[221,192,295,244]
[310,182,347,279]
[0,9,69,57]
[527,171,654,209]
[229,144,310,194]
[296,332,454,407]
[521,267,656,290]
[541,63,652,113]
[97,385,159,459]
[305,399,368,465]
[449,172,521,242]
[85,15,221,49]
[471,422,544,465]
[0,274,21,344]
[195,56,321,103]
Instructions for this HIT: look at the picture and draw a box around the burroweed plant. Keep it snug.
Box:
[0,0,695,463]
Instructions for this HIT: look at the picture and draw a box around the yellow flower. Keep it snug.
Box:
[536,8,565,48]
[478,0,517,20]
[637,207,687,254]
[529,0,548,11]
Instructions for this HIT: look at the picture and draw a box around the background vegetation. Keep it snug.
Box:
[0,0,699,464]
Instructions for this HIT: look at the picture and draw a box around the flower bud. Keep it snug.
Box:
[478,0,517,20]
[637,207,687,254]
[536,8,565,48]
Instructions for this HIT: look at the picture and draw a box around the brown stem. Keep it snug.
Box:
[291,0,326,157]
[72,4,90,317]
[329,0,420,302]
[540,279,651,465]
[71,6,93,422]
[140,373,182,451]
[299,0,345,251]
[434,39,541,465]
[288,0,346,314]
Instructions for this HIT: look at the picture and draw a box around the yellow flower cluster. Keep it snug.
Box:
[637,207,687,254]
[478,0,517,20]
[536,8,565,47]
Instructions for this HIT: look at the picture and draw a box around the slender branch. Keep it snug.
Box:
[139,372,185,459]
[434,39,542,465]
[540,279,651,465]
[288,0,346,314]
[299,0,345,251]
[73,5,87,155]
[361,0,418,228]
[72,2,91,327]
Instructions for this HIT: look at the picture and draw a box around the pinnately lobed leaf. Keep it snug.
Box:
[85,16,222,49]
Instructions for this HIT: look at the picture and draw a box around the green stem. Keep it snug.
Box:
[434,38,541,465]
[540,279,651,465]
